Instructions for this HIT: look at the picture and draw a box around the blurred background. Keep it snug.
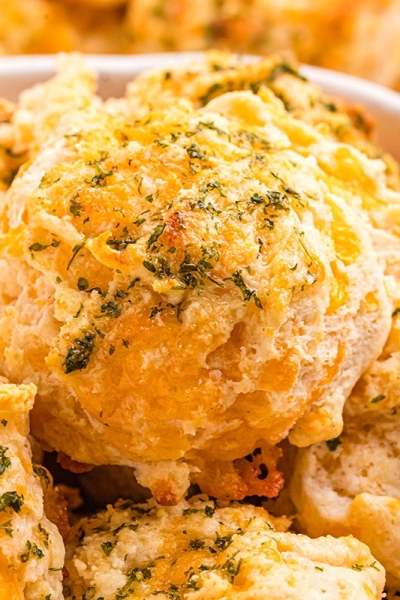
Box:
[1,0,400,89]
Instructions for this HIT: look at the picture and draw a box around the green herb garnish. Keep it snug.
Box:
[63,332,96,374]
[0,446,11,476]
[326,437,342,452]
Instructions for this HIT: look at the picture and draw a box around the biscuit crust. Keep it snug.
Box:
[0,55,392,502]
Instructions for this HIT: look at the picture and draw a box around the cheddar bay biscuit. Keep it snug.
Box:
[63,495,385,600]
[288,111,400,587]
[0,379,64,600]
[0,55,392,503]
[290,304,400,587]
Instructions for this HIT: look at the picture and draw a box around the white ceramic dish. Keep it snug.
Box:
[0,53,399,160]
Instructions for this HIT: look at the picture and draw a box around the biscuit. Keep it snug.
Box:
[0,380,64,600]
[64,495,385,600]
[0,55,391,503]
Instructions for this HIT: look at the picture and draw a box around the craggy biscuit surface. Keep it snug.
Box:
[290,313,400,588]
[64,496,385,600]
[125,51,400,188]
[0,55,392,503]
[0,380,64,600]
[289,120,400,588]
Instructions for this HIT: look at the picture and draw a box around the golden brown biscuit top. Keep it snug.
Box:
[0,54,393,504]
[63,495,384,600]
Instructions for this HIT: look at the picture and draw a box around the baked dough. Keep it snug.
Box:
[289,120,400,587]
[0,54,392,503]
[0,379,64,600]
[290,305,400,588]
[64,495,385,600]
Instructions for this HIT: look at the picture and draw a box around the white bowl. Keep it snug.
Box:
[1,53,399,160]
